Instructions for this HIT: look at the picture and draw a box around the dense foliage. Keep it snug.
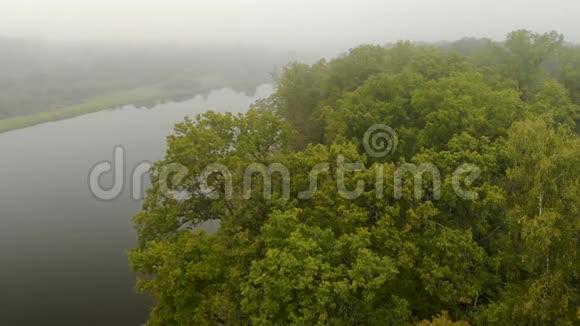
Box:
[131,30,579,325]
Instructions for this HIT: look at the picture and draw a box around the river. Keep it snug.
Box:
[0,85,273,325]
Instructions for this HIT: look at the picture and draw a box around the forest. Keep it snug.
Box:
[130,30,579,325]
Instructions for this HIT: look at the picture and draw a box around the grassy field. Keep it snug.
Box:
[0,85,167,134]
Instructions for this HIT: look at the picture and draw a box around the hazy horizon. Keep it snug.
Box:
[1,0,579,49]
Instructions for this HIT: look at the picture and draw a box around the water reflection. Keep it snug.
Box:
[0,85,273,325]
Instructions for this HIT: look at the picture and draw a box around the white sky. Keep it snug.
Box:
[1,0,579,46]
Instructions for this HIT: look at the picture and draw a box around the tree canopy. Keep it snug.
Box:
[131,30,579,325]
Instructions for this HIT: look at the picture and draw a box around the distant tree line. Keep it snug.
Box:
[0,40,294,119]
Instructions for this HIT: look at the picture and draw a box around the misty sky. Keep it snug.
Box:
[1,0,578,47]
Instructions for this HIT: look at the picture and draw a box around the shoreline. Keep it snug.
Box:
[0,85,167,134]
[0,81,265,134]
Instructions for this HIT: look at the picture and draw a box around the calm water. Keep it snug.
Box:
[0,85,273,325]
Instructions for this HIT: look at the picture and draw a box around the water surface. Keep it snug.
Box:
[0,85,273,325]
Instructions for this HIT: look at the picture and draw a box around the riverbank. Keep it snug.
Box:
[0,85,169,134]
[0,80,267,134]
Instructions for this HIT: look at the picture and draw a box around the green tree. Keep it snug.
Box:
[502,30,563,98]
[478,118,579,324]
[132,30,580,325]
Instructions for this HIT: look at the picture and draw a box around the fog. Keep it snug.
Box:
[2,1,580,325]
[1,0,579,48]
